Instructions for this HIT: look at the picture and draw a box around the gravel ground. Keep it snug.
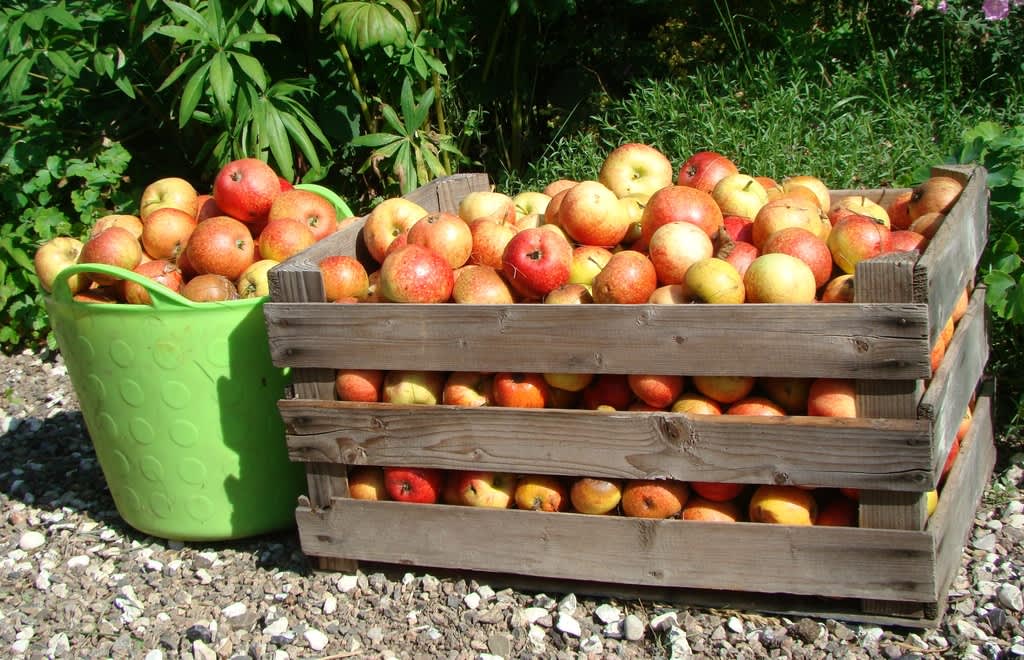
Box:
[2,348,1023,660]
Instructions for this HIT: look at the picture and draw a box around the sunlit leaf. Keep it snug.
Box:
[323,2,409,51]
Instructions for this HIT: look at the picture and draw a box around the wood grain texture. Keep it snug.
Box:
[263,301,930,377]
[929,396,995,601]
[279,401,932,490]
[918,288,989,480]
[296,500,934,601]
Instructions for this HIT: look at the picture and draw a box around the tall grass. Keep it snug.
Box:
[498,53,1015,193]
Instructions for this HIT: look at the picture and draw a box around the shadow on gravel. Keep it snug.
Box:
[0,410,312,575]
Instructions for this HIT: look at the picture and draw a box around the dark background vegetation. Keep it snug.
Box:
[2,0,1022,435]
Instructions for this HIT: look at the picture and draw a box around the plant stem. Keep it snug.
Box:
[339,42,375,132]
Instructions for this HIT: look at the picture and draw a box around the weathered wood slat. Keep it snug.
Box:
[280,401,932,490]
[296,500,935,601]
[919,288,989,479]
[929,397,995,600]
[264,302,930,378]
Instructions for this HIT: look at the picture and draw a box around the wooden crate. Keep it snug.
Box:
[265,165,995,626]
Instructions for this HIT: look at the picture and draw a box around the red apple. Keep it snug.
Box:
[140,176,199,221]
[676,151,739,194]
[907,175,963,221]
[568,245,614,287]
[712,173,769,220]
[591,250,657,304]
[78,226,143,285]
[458,191,516,224]
[726,396,786,416]
[349,466,387,501]
[683,257,745,304]
[761,226,833,289]
[722,215,754,243]
[335,368,385,402]
[598,143,674,199]
[628,374,685,408]
[887,190,915,230]
[141,207,197,261]
[212,158,280,224]
[647,221,715,285]
[887,229,928,253]
[92,214,144,240]
[512,191,552,220]
[122,259,183,305]
[781,175,831,212]
[827,215,891,273]
[186,215,256,281]
[581,374,634,410]
[752,198,827,248]
[648,283,690,304]
[468,217,517,270]
[820,273,855,303]
[181,273,240,302]
[542,179,578,198]
[691,481,745,502]
[716,239,759,279]
[267,188,338,241]
[442,371,494,407]
[692,375,756,405]
[829,195,890,228]
[557,180,632,248]
[759,377,812,414]
[501,226,572,300]
[908,212,945,240]
[383,467,445,504]
[451,264,516,304]
[407,211,473,269]
[319,255,370,302]
[570,477,623,515]
[362,198,429,264]
[493,372,551,408]
[670,392,723,415]
[544,282,593,304]
[639,185,723,247]
[379,244,454,303]
[807,378,857,417]
[620,479,690,519]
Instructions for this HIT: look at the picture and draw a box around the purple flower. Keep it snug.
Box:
[937,0,948,11]
[983,0,1010,19]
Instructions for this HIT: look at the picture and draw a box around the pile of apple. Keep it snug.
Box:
[34,158,348,303]
[317,143,964,311]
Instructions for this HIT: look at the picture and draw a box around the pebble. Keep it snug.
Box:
[221,602,246,619]
[651,611,680,632]
[594,603,622,624]
[323,593,337,615]
[19,530,45,550]
[1000,584,1024,611]
[727,616,745,634]
[463,592,481,609]
[336,574,358,593]
[974,533,998,551]
[304,628,328,651]
[623,614,645,641]
[555,612,581,637]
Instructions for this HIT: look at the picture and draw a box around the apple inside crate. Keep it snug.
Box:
[263,165,993,626]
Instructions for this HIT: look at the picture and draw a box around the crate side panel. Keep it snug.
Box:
[280,401,932,490]
[263,302,930,377]
[296,501,935,601]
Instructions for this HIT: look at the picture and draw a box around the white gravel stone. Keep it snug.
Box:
[463,592,481,609]
[323,593,338,615]
[19,530,45,550]
[477,584,495,601]
[974,533,997,551]
[557,592,577,615]
[650,611,680,632]
[668,626,692,659]
[34,570,51,590]
[143,650,163,660]
[221,602,247,619]
[336,574,358,593]
[603,621,623,638]
[528,624,546,644]
[522,607,550,624]
[555,612,581,637]
[66,554,90,569]
[998,583,1024,611]
[623,614,645,641]
[580,635,603,653]
[194,568,213,585]
[594,603,622,624]
[727,616,745,633]
[956,618,988,640]
[192,639,216,660]
[304,628,328,652]
[45,631,67,656]
[11,639,30,654]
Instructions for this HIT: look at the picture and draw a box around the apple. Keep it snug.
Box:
[195,195,223,222]
[542,372,594,392]
[452,471,518,508]
[512,191,552,220]
[620,479,690,519]
[514,474,569,512]
[581,374,634,410]
[78,226,143,285]
[806,378,857,417]
[442,371,494,407]
[383,370,446,405]
[451,264,515,304]
[887,190,915,230]
[815,493,858,527]
[908,212,945,240]
[186,215,256,281]
[628,374,685,408]
[670,392,723,415]
[907,175,963,221]
[681,496,741,522]
[618,193,648,246]
[743,253,817,303]
[829,195,890,228]
[140,207,197,260]
[458,190,516,225]
[319,255,370,301]
[92,214,144,240]
[542,179,578,198]
[712,173,768,219]
[716,239,759,279]
[952,286,970,323]
[212,158,280,223]
[598,142,674,199]
[759,377,812,414]
[722,215,754,243]
[569,245,614,287]
[407,211,473,269]
[647,220,715,285]
[683,257,745,304]
[752,198,827,248]
[888,229,928,253]
[362,197,429,264]
[267,188,338,241]
[493,372,551,408]
[348,466,387,500]
[820,273,855,303]
[544,282,593,304]
[690,481,745,502]
[73,286,120,304]
[501,226,572,300]
[335,368,385,402]
[469,217,517,270]
[781,175,831,212]
[648,284,690,304]
[570,477,623,515]
[259,217,316,262]
[692,374,756,404]
[639,185,723,246]
[558,180,632,247]
[379,244,454,303]
[542,187,572,228]
[591,250,657,304]
[514,212,545,231]
[749,485,817,525]
[760,227,833,289]
[383,467,445,504]
[181,273,240,302]
[121,259,183,305]
[676,151,739,194]
[827,214,891,273]
[756,176,784,201]
[34,237,86,294]
[726,396,786,416]
[237,258,279,298]
[139,176,199,221]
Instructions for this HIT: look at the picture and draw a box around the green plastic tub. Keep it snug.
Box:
[45,263,305,541]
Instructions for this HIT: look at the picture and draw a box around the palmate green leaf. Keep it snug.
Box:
[322,2,409,51]
[179,61,211,127]
[209,51,235,119]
